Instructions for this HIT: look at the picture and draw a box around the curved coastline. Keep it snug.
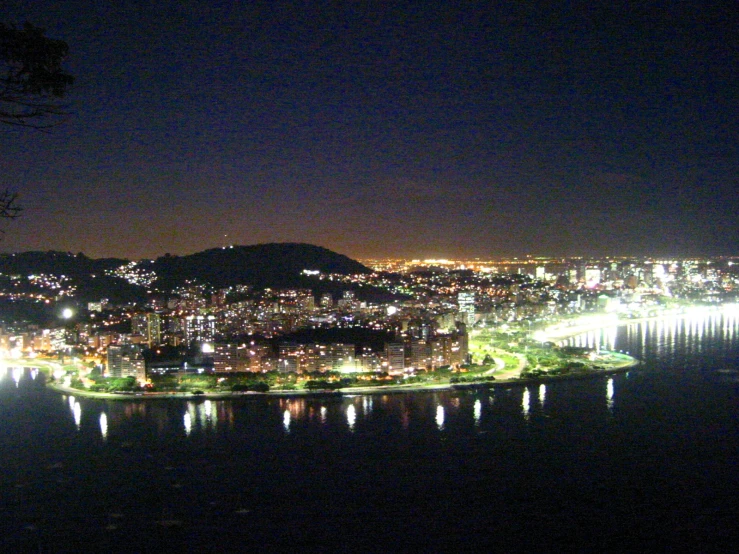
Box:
[39,309,721,401]
[45,354,638,401]
[540,306,733,344]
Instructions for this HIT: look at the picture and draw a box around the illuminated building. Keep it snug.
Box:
[278,343,301,373]
[385,342,405,373]
[106,344,145,380]
[131,312,161,347]
[357,346,381,372]
[585,267,602,287]
[458,292,476,326]
[213,343,250,372]
[337,290,357,310]
[184,315,216,344]
[87,299,109,312]
[409,339,431,369]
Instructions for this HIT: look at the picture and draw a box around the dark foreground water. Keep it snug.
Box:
[2,310,739,553]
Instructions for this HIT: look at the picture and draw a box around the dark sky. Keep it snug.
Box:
[2,1,737,260]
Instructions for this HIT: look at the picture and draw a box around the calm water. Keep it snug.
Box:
[2,311,739,552]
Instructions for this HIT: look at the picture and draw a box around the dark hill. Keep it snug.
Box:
[0,251,146,304]
[0,245,373,303]
[152,243,370,290]
[0,251,126,277]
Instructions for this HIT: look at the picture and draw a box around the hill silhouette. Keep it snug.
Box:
[152,243,369,289]
[0,244,370,299]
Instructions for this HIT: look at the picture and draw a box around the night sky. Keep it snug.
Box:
[2,1,737,260]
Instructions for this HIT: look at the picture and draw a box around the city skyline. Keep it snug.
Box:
[3,1,737,260]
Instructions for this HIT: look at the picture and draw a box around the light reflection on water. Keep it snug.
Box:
[607,378,614,411]
[558,310,739,364]
[12,310,736,443]
[183,412,192,436]
[521,388,530,419]
[72,400,81,429]
[435,404,444,430]
[346,404,356,431]
[363,395,373,415]
[99,412,108,440]
[0,313,737,552]
[44,372,699,440]
[283,409,291,433]
[12,366,21,387]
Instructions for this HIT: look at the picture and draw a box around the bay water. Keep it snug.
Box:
[2,311,738,552]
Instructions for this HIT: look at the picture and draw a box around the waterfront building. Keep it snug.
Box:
[106,344,145,380]
[31,330,52,352]
[213,343,251,372]
[409,339,432,370]
[278,343,302,373]
[385,342,405,373]
[274,342,358,373]
[357,346,381,372]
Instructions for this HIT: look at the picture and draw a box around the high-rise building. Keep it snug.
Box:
[457,292,476,327]
[585,267,602,287]
[214,343,250,372]
[454,322,469,364]
[184,315,216,344]
[385,342,405,373]
[431,336,451,368]
[337,290,357,310]
[327,343,355,371]
[131,312,161,347]
[357,346,381,372]
[409,339,431,369]
[296,290,315,311]
[278,343,302,373]
[107,344,145,380]
[248,343,274,372]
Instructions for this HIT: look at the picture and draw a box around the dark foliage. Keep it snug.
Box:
[0,22,74,128]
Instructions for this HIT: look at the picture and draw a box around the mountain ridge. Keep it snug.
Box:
[151,242,370,289]
[0,243,371,302]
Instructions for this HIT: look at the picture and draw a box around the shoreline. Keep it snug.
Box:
[39,309,705,401]
[14,304,738,402]
[539,306,732,344]
[46,354,638,400]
